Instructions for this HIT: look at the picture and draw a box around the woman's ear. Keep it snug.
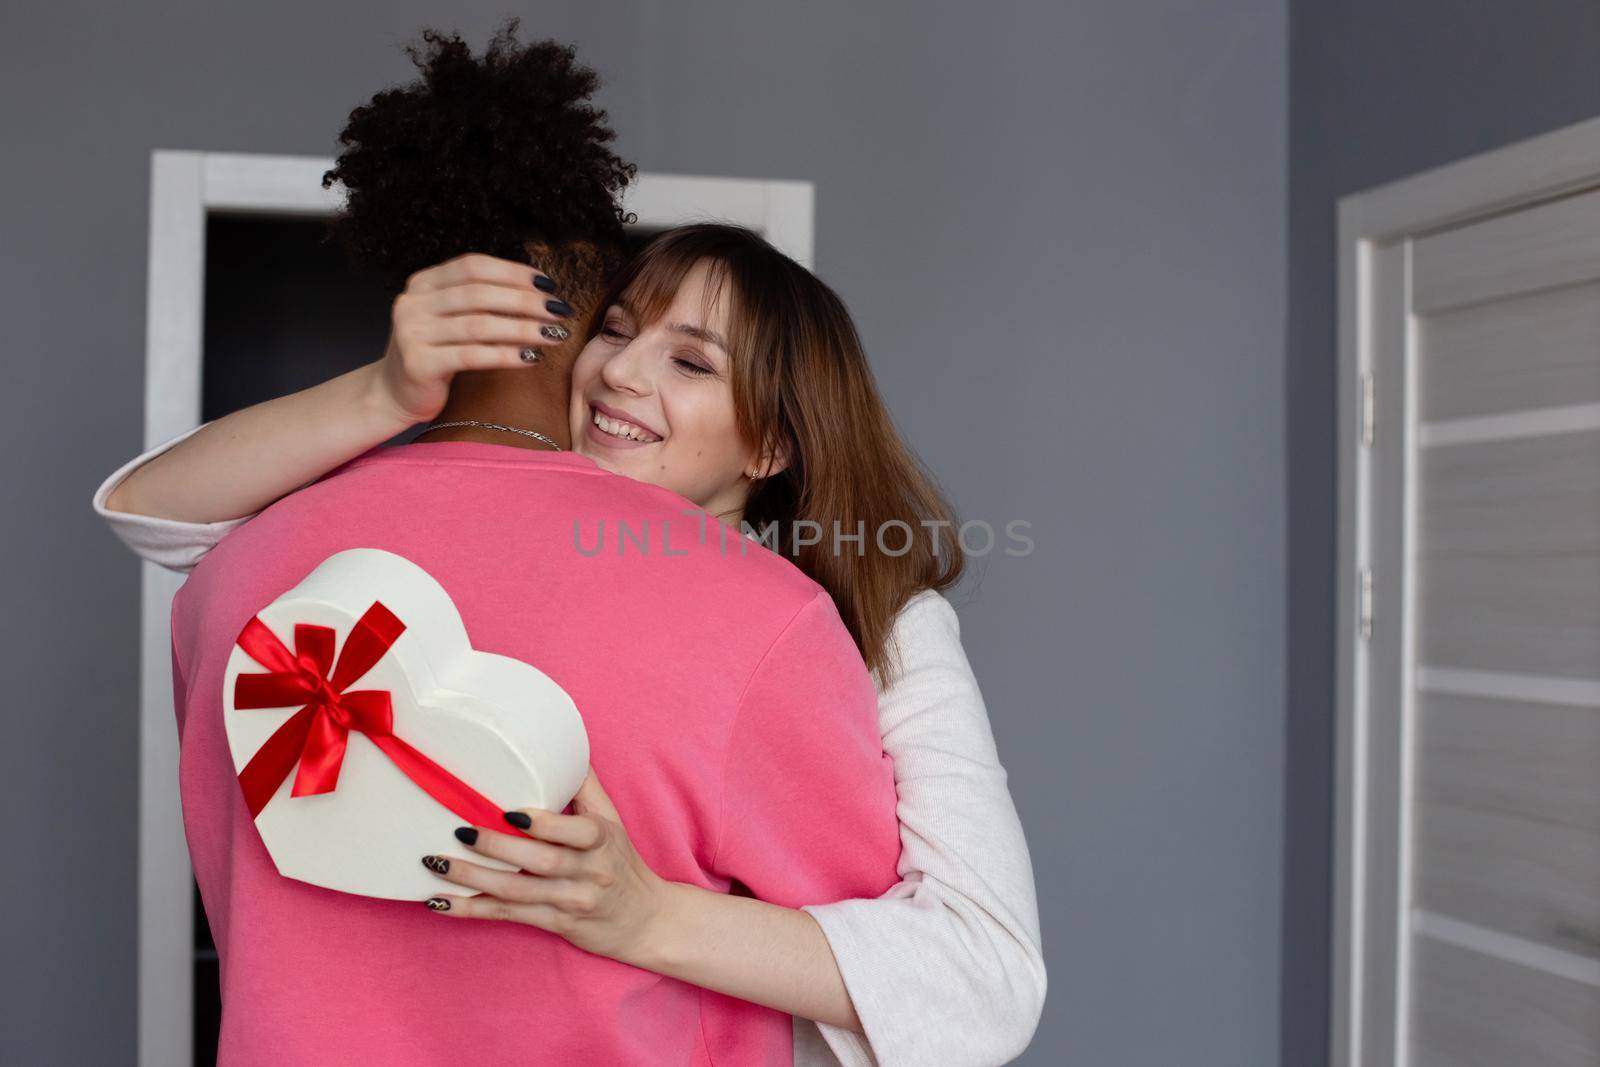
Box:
[748,440,792,481]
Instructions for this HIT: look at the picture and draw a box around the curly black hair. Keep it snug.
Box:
[318,17,637,303]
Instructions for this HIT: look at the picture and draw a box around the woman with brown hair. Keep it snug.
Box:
[94,23,1044,1067]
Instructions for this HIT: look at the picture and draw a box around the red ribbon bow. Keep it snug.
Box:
[232,601,510,829]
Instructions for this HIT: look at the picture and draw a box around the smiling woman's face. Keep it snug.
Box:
[567,258,761,520]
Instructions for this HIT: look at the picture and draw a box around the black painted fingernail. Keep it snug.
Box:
[504,810,532,830]
[545,298,574,317]
[533,273,558,293]
[425,897,451,911]
[421,855,450,874]
[454,826,478,845]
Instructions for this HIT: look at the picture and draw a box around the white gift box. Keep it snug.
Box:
[220,547,589,901]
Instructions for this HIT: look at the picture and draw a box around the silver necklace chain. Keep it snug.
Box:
[416,419,563,451]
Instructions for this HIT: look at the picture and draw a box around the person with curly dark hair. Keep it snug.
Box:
[95,20,1045,1067]
[319,18,637,458]
[319,20,636,302]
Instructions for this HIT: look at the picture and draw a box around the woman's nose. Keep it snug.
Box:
[599,338,653,395]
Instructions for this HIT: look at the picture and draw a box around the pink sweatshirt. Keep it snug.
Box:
[168,440,902,1066]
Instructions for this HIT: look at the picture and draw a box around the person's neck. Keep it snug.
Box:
[416,364,573,451]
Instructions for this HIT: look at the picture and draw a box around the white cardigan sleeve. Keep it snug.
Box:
[795,591,1047,1067]
[90,422,261,573]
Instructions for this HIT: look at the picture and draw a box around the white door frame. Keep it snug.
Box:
[1332,114,1600,1067]
[138,149,814,1066]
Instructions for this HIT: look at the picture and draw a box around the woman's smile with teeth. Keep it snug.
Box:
[592,408,661,443]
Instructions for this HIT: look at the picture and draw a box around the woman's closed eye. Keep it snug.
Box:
[674,354,714,376]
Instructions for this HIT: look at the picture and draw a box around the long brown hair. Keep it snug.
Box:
[585,224,965,684]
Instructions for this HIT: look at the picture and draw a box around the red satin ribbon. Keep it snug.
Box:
[231,600,510,829]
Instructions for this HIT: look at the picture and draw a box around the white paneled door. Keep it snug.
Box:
[1335,119,1600,1067]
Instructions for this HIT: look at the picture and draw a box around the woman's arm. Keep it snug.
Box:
[92,421,269,573]
[102,362,409,523]
[797,590,1048,1066]
[431,774,871,1032]
[636,592,1051,1052]
[642,881,864,1032]
[440,810,871,1033]
[97,252,571,528]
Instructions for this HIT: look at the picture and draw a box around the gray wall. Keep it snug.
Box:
[1283,4,1600,1065]
[3,3,1288,1063]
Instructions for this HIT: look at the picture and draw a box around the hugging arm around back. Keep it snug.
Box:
[100,362,415,528]
[657,589,903,1055]
[99,250,580,531]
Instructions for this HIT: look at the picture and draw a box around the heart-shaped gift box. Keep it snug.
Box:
[221,547,589,901]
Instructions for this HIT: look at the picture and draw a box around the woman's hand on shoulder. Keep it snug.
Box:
[369,252,578,424]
